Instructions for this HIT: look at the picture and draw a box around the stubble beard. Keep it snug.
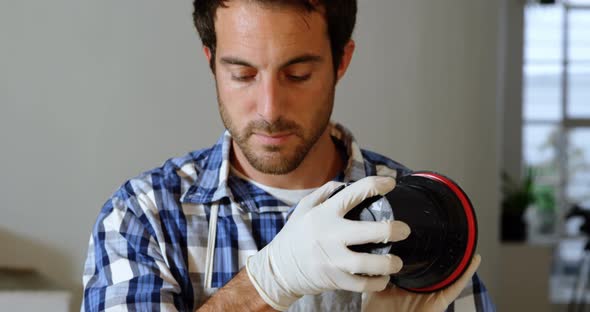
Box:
[217,85,335,175]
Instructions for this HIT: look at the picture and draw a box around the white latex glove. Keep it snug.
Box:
[361,254,482,312]
[246,176,411,311]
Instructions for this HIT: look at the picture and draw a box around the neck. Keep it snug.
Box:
[230,126,344,189]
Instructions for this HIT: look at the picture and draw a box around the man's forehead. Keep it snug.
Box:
[214,0,330,63]
[214,0,327,38]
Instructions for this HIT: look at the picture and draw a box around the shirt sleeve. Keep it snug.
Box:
[81,188,185,312]
[446,273,496,312]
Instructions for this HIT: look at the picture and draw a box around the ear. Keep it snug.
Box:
[203,46,213,63]
[336,40,356,83]
[203,46,216,73]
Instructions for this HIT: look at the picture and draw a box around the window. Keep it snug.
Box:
[523,0,590,304]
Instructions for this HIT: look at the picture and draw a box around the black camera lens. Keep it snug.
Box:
[343,172,478,293]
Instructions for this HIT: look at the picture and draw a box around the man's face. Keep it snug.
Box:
[210,1,337,175]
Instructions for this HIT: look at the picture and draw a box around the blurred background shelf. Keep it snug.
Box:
[0,268,71,312]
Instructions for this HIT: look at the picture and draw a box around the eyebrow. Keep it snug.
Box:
[219,54,323,69]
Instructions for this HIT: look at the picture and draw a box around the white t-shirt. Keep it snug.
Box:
[230,166,318,206]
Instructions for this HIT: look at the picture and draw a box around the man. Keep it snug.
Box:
[82,0,495,311]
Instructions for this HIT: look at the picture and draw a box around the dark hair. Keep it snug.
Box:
[193,0,357,73]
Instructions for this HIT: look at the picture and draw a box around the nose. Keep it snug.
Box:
[256,75,283,124]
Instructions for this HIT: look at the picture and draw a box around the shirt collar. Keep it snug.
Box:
[181,122,369,208]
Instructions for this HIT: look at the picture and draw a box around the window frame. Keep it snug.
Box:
[524,1,590,239]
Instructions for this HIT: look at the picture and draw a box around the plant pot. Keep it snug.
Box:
[501,212,527,242]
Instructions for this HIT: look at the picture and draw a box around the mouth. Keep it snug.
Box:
[252,132,293,145]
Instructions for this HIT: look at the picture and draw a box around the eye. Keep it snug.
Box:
[229,67,257,82]
[232,75,256,82]
[287,73,311,82]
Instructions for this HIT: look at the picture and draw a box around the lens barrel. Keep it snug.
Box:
[343,172,478,293]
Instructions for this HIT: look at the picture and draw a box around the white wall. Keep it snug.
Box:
[0,0,502,310]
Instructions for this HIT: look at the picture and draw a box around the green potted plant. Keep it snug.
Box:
[501,167,535,241]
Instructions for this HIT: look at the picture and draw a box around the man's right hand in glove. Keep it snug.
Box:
[246,176,411,311]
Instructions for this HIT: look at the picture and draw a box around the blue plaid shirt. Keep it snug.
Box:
[82,123,495,311]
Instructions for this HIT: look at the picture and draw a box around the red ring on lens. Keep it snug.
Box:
[407,172,477,292]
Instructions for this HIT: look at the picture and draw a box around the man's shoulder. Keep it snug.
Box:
[143,147,212,182]
[106,147,215,209]
[360,148,412,178]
